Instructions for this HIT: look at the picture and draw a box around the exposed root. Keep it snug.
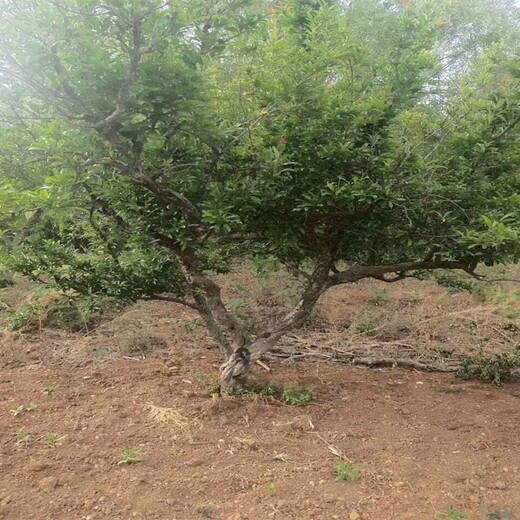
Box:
[266,334,462,373]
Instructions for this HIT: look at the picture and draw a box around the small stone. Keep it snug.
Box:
[492,481,508,490]
[186,458,205,467]
[38,476,58,492]
[27,460,50,472]
[349,512,361,520]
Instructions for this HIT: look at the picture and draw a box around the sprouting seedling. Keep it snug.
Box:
[118,447,142,465]
[10,405,24,418]
[273,453,292,462]
[41,433,66,447]
[43,382,59,394]
[11,403,39,417]
[266,483,276,494]
[16,428,30,444]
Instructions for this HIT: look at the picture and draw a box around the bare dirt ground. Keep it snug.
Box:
[1,270,520,520]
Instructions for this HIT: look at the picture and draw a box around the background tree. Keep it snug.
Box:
[1,0,519,385]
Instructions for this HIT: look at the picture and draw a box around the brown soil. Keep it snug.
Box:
[1,273,520,520]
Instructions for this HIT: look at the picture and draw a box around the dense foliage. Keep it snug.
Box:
[1,0,520,373]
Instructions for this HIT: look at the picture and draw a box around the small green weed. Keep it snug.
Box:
[457,350,520,386]
[435,505,469,519]
[335,461,362,482]
[433,347,455,359]
[265,482,277,494]
[404,293,422,305]
[355,319,377,333]
[510,390,520,398]
[42,382,59,394]
[124,330,166,355]
[369,287,390,305]
[41,433,66,447]
[176,319,205,332]
[479,502,512,519]
[118,447,142,465]
[201,505,220,520]
[226,299,248,320]
[283,387,314,406]
[499,308,519,320]
[250,255,281,279]
[194,372,210,383]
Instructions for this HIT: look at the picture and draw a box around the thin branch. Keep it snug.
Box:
[94,18,144,134]
[491,112,520,146]
[130,173,208,238]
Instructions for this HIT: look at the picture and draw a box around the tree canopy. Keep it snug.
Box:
[1,0,520,383]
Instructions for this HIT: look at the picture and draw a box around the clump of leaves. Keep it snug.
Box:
[118,447,142,465]
[42,382,59,394]
[209,378,281,397]
[335,461,362,482]
[435,505,469,519]
[434,272,477,293]
[283,387,314,406]
[5,301,43,331]
[457,350,520,386]
[41,433,66,447]
[45,295,103,332]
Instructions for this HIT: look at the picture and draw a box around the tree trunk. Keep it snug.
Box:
[219,347,251,390]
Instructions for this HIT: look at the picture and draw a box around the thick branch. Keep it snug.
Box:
[249,258,333,360]
[154,233,250,354]
[328,260,475,286]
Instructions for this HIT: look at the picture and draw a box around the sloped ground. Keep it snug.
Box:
[1,268,520,519]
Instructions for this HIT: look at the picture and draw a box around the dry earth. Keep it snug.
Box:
[1,270,520,520]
